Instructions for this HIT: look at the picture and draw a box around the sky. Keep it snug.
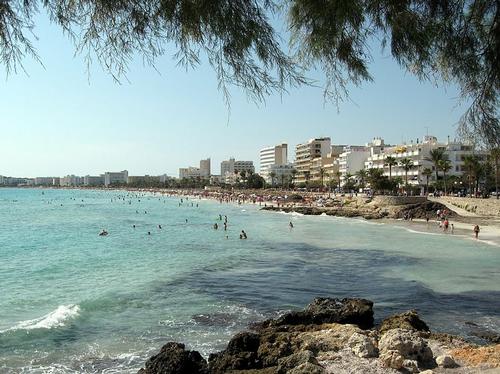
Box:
[0,12,468,178]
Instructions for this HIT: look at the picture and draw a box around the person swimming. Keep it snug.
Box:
[158,224,162,229]
[99,229,108,236]
[148,231,151,235]
[133,224,136,229]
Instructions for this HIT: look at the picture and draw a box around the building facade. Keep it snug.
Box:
[179,167,201,179]
[199,158,211,177]
[220,158,255,184]
[104,170,128,186]
[294,138,331,184]
[84,175,105,186]
[259,143,288,183]
[364,136,487,187]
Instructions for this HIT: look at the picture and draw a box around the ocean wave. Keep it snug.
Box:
[1,304,80,333]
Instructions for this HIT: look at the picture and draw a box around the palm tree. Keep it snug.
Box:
[319,167,326,187]
[438,159,452,195]
[280,173,285,189]
[399,158,414,192]
[422,168,433,194]
[291,168,298,186]
[269,171,276,188]
[426,148,446,182]
[490,147,500,199]
[355,169,367,189]
[463,155,478,195]
[303,170,311,189]
[384,156,397,180]
[335,171,342,190]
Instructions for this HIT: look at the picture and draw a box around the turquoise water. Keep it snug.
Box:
[1,188,499,373]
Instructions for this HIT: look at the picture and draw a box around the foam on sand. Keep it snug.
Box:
[1,304,80,333]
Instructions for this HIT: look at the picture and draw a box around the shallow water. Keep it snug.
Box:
[0,188,499,373]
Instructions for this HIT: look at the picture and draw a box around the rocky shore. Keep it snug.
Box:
[138,298,500,373]
[261,199,454,220]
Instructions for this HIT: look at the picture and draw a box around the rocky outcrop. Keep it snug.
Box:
[379,310,430,334]
[261,199,456,220]
[255,298,374,330]
[378,328,434,371]
[138,342,208,374]
[139,298,500,374]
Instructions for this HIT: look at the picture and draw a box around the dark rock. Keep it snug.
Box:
[465,322,500,343]
[277,350,318,373]
[138,342,208,374]
[395,201,456,219]
[209,332,262,373]
[379,310,430,334]
[257,298,374,330]
[257,331,296,367]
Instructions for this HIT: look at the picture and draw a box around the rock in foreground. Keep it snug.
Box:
[138,298,500,373]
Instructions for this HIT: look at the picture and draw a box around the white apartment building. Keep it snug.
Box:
[179,167,201,179]
[220,158,255,183]
[84,175,105,186]
[364,136,487,187]
[199,158,211,177]
[294,137,331,184]
[259,143,288,183]
[267,163,295,186]
[34,177,56,186]
[179,159,211,179]
[60,175,83,186]
[338,138,386,185]
[104,170,128,186]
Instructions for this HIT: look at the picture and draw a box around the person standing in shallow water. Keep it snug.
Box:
[474,225,480,239]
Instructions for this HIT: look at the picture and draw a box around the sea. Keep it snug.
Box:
[0,188,499,373]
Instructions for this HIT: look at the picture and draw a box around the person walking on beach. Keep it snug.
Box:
[473,225,480,239]
[451,224,454,234]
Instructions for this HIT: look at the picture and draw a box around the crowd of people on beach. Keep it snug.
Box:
[50,187,484,241]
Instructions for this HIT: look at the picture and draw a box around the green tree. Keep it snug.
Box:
[426,148,447,183]
[463,155,480,195]
[384,156,397,180]
[438,159,452,195]
[269,171,276,188]
[355,169,367,190]
[422,168,433,195]
[319,167,325,187]
[399,158,414,192]
[303,170,311,189]
[291,168,298,186]
[1,1,498,144]
[335,171,342,191]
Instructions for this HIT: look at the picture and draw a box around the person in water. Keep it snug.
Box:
[289,221,294,228]
[133,224,136,229]
[148,231,151,235]
[158,224,162,229]
[240,230,247,239]
[214,223,218,230]
[473,225,480,239]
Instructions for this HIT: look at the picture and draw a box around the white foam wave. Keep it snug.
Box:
[2,304,80,333]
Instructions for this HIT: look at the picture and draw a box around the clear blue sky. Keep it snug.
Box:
[0,13,467,178]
